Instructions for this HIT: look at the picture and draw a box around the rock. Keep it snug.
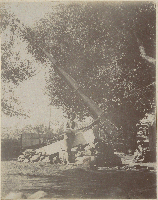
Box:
[23,158,29,163]
[27,191,47,199]
[76,156,85,164]
[30,154,40,162]
[18,155,25,162]
[42,156,50,163]
[5,192,26,199]
[39,155,45,161]
[23,149,35,155]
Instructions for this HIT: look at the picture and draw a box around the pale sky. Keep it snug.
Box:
[2,2,67,130]
[4,2,58,27]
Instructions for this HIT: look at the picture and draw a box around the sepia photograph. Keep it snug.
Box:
[1,1,156,199]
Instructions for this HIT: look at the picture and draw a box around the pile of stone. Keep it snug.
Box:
[17,139,122,168]
[18,149,61,164]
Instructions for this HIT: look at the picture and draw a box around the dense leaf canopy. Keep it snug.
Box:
[2,2,156,149]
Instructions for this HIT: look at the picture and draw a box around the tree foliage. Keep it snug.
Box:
[1,6,36,116]
[3,2,156,150]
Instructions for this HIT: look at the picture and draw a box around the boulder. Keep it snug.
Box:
[42,156,50,163]
[5,192,26,199]
[39,155,45,161]
[30,154,40,162]
[18,155,25,162]
[23,158,29,163]
[27,191,47,199]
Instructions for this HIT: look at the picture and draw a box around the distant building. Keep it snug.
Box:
[21,132,55,149]
[21,133,40,149]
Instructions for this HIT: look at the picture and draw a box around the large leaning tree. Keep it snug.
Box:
[2,2,156,151]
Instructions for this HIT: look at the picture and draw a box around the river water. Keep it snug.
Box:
[2,161,156,199]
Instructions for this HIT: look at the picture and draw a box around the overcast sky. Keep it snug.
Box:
[4,2,57,27]
[2,2,67,130]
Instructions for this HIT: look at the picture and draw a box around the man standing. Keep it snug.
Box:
[64,112,78,163]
